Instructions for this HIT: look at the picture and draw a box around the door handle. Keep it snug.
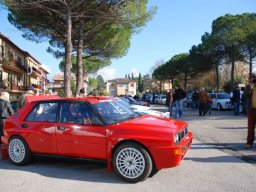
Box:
[21,123,28,128]
[57,126,66,131]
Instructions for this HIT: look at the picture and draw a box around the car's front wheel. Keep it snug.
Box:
[113,142,153,183]
[8,136,32,165]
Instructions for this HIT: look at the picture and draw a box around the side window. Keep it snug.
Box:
[60,102,101,125]
[209,94,216,99]
[26,103,59,122]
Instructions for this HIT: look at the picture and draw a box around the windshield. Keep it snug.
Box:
[92,100,139,125]
[217,93,230,99]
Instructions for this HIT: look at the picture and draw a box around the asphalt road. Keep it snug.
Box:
[0,105,255,192]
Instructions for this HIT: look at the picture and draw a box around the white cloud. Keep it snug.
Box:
[131,68,140,77]
[97,67,117,81]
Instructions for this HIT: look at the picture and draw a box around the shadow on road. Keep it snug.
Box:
[186,143,256,165]
[0,155,124,184]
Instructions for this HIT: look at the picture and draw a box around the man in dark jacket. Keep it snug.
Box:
[174,85,186,119]
[0,91,14,144]
[231,85,241,116]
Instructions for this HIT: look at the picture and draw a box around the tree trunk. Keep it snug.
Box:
[76,22,84,96]
[64,9,72,97]
[184,70,188,91]
[249,47,253,77]
[230,56,235,91]
[214,63,220,92]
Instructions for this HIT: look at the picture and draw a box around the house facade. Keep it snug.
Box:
[106,78,137,97]
[50,73,88,96]
[0,33,47,101]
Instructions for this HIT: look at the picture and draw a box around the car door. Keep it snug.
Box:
[55,101,107,160]
[24,102,59,154]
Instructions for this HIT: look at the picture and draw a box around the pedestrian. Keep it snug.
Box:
[152,92,155,104]
[192,89,199,110]
[167,89,174,117]
[198,87,210,116]
[17,85,35,109]
[244,73,256,148]
[78,88,86,98]
[241,87,247,115]
[174,85,186,119]
[0,91,14,144]
[230,85,241,116]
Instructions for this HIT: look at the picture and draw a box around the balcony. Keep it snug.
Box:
[32,84,41,90]
[31,67,42,77]
[2,60,27,74]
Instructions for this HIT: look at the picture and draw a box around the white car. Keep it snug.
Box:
[154,94,167,105]
[117,98,170,118]
[208,93,232,111]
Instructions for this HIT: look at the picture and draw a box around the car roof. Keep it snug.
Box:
[26,96,113,105]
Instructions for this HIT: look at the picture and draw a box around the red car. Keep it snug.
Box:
[1,96,192,183]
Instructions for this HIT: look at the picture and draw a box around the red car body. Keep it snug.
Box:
[1,96,192,182]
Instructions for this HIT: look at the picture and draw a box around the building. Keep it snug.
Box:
[0,33,47,101]
[50,73,88,96]
[106,78,137,97]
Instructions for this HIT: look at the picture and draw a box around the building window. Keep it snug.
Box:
[8,73,12,89]
[130,83,134,87]
[7,49,13,61]
[17,57,22,64]
[110,83,115,88]
[0,71,2,81]
[0,46,4,62]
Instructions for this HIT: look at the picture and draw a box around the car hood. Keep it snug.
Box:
[110,114,187,133]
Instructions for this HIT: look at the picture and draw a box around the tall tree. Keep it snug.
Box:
[4,0,156,97]
[137,72,144,93]
[211,14,246,90]
[240,13,256,76]
[96,75,105,95]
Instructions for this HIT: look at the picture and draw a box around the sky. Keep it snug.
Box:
[0,0,255,81]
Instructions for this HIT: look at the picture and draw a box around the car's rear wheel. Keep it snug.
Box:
[8,136,32,165]
[113,142,153,183]
[217,103,222,111]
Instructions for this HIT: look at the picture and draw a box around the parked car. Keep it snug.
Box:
[183,94,193,107]
[2,96,192,183]
[117,98,170,118]
[122,96,150,107]
[155,94,167,105]
[208,92,232,111]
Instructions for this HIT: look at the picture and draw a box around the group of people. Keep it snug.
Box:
[166,73,256,149]
[167,86,212,119]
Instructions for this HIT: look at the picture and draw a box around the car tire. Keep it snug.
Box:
[113,142,153,183]
[217,103,222,111]
[8,136,32,166]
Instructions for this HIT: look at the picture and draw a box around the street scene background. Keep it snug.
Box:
[0,105,255,192]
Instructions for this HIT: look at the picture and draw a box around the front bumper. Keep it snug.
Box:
[149,132,193,169]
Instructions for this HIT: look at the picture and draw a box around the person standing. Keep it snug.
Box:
[78,88,87,98]
[174,85,186,119]
[198,87,210,116]
[17,86,35,109]
[230,85,241,116]
[192,89,199,110]
[0,91,14,144]
[244,73,256,148]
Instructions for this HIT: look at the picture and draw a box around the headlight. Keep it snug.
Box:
[174,133,180,145]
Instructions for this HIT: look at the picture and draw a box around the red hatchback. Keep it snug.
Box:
[1,96,192,183]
